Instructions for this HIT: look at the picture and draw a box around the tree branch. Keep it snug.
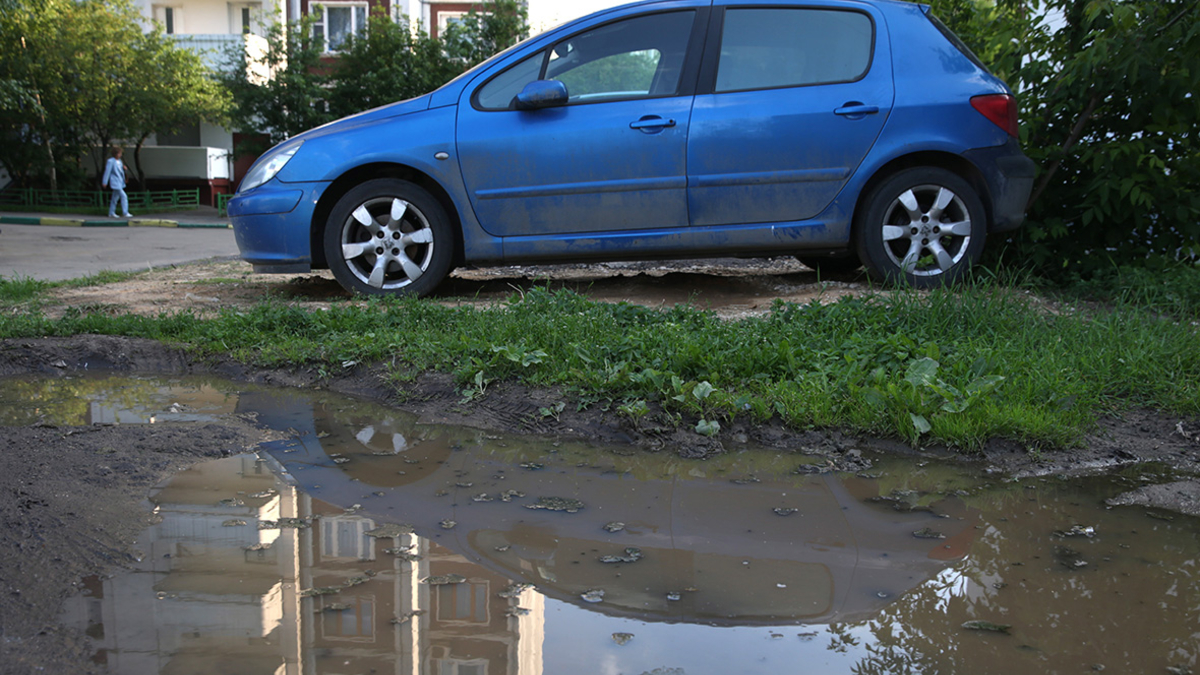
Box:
[1027,91,1102,210]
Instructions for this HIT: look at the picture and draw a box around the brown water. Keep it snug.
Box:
[3,375,1197,674]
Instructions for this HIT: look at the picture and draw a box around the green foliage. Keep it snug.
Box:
[327,11,459,119]
[0,0,231,189]
[441,0,529,67]
[225,0,529,150]
[919,0,1200,277]
[219,13,333,152]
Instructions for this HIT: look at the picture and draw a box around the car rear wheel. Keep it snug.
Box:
[323,179,453,297]
[855,167,985,288]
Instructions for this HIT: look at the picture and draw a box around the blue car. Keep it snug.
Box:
[230,0,1035,297]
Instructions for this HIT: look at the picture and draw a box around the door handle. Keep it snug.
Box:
[629,116,677,130]
[834,103,880,119]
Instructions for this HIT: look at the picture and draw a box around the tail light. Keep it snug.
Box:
[971,94,1019,137]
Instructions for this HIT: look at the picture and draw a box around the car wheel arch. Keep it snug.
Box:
[309,163,464,270]
[850,151,993,244]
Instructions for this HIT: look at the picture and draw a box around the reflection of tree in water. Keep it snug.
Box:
[836,486,1200,675]
[0,374,191,425]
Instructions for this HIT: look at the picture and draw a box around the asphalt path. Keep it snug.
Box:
[0,208,241,282]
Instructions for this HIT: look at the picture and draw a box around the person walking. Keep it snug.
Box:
[101,146,133,218]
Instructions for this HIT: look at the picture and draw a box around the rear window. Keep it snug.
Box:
[926,11,991,73]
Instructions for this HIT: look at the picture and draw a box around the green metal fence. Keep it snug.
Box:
[0,187,201,212]
[217,193,233,217]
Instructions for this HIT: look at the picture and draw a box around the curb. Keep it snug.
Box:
[0,215,232,229]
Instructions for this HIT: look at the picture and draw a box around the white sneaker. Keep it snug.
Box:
[109,214,117,218]
[122,213,132,218]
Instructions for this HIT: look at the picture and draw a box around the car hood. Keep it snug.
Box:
[293,93,435,142]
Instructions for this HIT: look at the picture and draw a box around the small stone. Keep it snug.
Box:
[365,523,415,538]
[498,583,534,598]
[424,574,467,585]
[440,519,457,529]
[773,508,798,516]
[580,589,605,603]
[961,620,1011,634]
[612,632,634,646]
[599,547,643,564]
[526,497,585,513]
[912,527,946,539]
[603,521,625,533]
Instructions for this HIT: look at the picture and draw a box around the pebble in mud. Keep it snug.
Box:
[580,589,605,603]
[773,507,798,516]
[365,523,415,538]
[424,574,467,585]
[603,521,626,533]
[599,547,643,564]
[498,582,534,598]
[961,620,1012,634]
[526,496,585,513]
[612,632,634,646]
[440,519,457,529]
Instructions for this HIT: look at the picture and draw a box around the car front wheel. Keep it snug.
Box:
[323,179,453,297]
[855,167,986,288]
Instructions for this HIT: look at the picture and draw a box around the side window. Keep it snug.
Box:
[547,11,694,102]
[474,10,694,110]
[715,8,872,93]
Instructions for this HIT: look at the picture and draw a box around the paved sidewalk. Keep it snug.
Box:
[0,207,242,282]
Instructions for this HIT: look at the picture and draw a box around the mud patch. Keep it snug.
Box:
[1106,479,1200,516]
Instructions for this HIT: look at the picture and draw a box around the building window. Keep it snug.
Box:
[321,595,375,640]
[229,3,263,36]
[311,3,368,52]
[435,581,489,623]
[320,516,376,561]
[434,660,488,675]
[153,5,183,34]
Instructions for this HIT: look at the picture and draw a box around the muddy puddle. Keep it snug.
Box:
[4,374,1199,674]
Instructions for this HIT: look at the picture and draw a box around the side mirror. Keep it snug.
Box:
[515,80,569,110]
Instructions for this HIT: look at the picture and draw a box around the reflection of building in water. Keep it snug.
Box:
[60,454,544,674]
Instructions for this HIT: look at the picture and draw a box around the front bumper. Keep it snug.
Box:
[228,183,323,272]
[964,140,1037,233]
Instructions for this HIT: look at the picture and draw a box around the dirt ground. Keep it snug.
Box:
[2,258,1199,674]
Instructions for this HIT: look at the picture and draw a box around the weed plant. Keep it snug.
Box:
[1,274,1196,451]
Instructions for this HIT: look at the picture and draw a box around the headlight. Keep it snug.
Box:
[239,142,303,192]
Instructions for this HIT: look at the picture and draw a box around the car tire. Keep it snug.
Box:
[796,254,861,276]
[323,179,454,297]
[854,167,986,288]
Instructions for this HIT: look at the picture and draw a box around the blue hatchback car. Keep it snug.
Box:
[229,0,1035,297]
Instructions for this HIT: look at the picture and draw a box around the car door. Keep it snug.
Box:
[456,8,704,239]
[687,2,893,227]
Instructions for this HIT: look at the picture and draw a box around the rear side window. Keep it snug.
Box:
[715,8,872,93]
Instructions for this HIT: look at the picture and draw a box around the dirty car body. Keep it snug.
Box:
[229,0,1036,296]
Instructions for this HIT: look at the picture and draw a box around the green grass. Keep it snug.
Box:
[1,273,1197,452]
[0,270,145,309]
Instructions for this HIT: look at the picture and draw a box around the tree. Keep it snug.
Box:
[326,10,459,119]
[219,13,333,154]
[441,0,529,68]
[0,0,233,190]
[224,0,529,153]
[919,0,1200,276]
[126,29,232,187]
